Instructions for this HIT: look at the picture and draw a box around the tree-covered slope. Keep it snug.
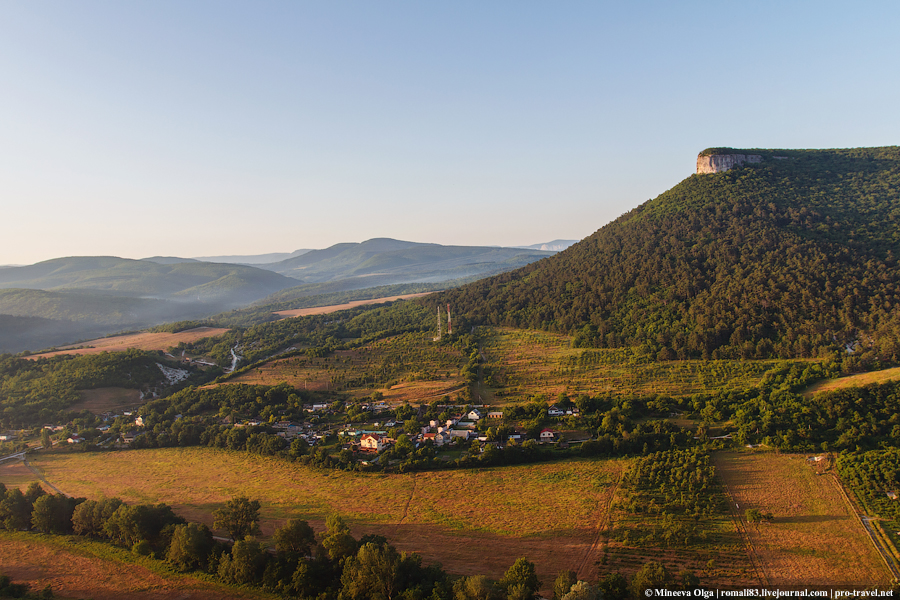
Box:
[434,147,900,364]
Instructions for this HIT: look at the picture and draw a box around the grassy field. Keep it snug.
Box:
[273,292,435,318]
[17,447,628,587]
[479,328,795,403]
[26,326,230,359]
[714,451,891,587]
[223,331,467,403]
[0,531,274,600]
[70,387,143,414]
[801,366,900,397]
[0,459,36,490]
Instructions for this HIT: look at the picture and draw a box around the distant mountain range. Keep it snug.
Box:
[189,249,313,265]
[257,238,554,284]
[515,240,578,252]
[0,239,564,352]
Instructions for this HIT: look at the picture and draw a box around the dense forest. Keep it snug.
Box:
[431,147,900,364]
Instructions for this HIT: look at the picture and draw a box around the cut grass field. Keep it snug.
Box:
[714,451,891,587]
[222,331,466,403]
[273,292,435,318]
[26,326,230,359]
[801,366,900,397]
[0,531,274,600]
[20,447,627,588]
[480,328,796,403]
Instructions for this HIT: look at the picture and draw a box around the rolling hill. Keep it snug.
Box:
[0,258,301,352]
[434,147,900,365]
[0,241,558,353]
[258,238,555,284]
[0,256,300,302]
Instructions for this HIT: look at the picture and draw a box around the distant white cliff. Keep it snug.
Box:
[696,153,762,174]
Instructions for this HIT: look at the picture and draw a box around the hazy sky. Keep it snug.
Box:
[2,1,898,264]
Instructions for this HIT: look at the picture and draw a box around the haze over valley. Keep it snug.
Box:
[1,1,900,597]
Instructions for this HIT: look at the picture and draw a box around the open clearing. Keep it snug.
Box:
[714,451,891,587]
[0,458,37,490]
[70,387,143,414]
[23,447,627,587]
[801,366,900,397]
[0,532,271,600]
[222,331,466,403]
[480,328,795,403]
[273,292,435,318]
[26,326,230,359]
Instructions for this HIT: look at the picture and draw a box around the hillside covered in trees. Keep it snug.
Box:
[433,147,900,365]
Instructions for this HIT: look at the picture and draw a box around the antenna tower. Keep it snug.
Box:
[447,304,452,335]
[435,306,442,341]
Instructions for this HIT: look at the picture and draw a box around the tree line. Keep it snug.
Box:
[0,484,703,599]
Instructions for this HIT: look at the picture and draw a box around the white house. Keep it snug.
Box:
[360,434,389,452]
[467,409,483,421]
[539,428,557,443]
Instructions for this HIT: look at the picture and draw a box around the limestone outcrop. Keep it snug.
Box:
[696,153,762,174]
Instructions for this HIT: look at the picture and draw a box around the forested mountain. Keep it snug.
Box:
[258,238,554,284]
[433,147,900,365]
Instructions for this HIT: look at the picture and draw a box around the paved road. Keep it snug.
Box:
[0,450,28,464]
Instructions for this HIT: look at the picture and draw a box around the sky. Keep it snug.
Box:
[1,1,898,265]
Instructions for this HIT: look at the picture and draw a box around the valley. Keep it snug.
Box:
[1,148,899,598]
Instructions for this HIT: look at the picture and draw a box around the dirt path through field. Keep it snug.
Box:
[575,470,622,579]
[23,457,69,496]
[398,472,418,526]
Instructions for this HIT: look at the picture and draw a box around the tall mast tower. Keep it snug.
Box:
[435,306,442,341]
[447,304,452,335]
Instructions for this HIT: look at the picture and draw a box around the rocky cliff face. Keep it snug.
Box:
[697,153,762,174]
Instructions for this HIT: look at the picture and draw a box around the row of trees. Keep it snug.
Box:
[615,448,727,548]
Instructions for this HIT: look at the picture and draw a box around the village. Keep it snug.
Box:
[16,394,588,470]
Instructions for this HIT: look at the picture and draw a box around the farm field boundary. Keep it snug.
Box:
[713,451,892,587]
